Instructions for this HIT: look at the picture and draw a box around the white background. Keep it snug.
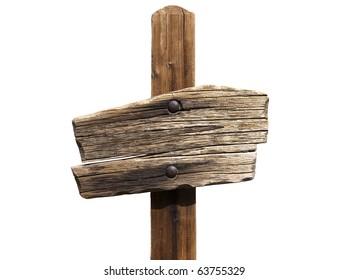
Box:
[1,0,347,279]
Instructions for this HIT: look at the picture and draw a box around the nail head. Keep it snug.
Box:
[167,100,180,113]
[165,165,178,178]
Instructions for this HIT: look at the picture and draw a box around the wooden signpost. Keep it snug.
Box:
[71,6,268,260]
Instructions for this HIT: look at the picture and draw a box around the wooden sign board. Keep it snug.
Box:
[71,5,269,260]
[72,85,268,199]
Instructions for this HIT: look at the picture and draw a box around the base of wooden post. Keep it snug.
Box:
[151,188,196,260]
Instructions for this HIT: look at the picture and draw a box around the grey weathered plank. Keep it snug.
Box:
[71,85,268,198]
[72,150,256,199]
[73,85,268,162]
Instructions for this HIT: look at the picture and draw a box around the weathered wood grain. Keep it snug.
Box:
[70,5,270,261]
[73,85,268,162]
[71,84,269,198]
[72,151,256,199]
[150,6,196,261]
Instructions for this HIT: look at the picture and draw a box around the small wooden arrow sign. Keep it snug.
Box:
[72,85,268,198]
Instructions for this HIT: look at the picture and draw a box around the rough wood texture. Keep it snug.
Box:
[151,5,195,95]
[150,6,196,261]
[71,85,268,199]
[73,150,257,198]
[70,5,269,261]
[73,86,268,162]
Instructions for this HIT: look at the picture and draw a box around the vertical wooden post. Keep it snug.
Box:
[151,6,196,260]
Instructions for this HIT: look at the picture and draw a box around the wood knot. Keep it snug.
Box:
[151,71,159,78]
[166,62,174,69]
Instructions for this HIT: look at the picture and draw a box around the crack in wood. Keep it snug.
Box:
[71,85,268,198]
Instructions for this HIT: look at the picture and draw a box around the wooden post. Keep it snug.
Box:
[71,5,269,260]
[150,6,196,260]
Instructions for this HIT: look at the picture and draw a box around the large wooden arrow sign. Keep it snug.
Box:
[72,85,268,198]
[71,6,268,260]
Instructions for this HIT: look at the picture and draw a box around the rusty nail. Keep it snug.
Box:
[167,100,180,113]
[165,165,178,179]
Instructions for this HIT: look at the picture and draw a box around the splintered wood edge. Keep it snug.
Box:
[72,151,257,199]
[72,84,268,163]
[72,85,267,125]
[174,85,267,94]
[71,84,269,198]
